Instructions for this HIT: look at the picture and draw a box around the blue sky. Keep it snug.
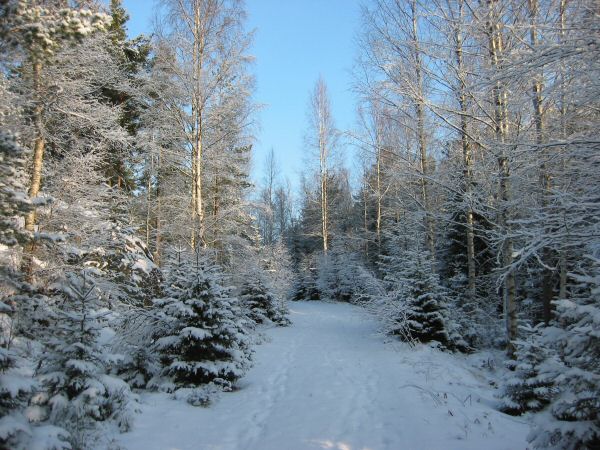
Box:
[121,0,362,191]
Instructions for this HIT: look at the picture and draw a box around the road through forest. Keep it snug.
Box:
[119,301,529,450]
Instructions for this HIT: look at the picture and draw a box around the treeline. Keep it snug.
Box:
[0,1,293,449]
[269,1,599,448]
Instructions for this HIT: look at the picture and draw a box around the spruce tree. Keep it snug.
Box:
[0,132,69,449]
[292,255,320,301]
[240,277,290,326]
[499,324,556,415]
[152,253,253,396]
[385,247,451,347]
[528,257,600,449]
[36,272,135,448]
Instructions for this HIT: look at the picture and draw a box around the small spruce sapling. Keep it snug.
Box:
[499,323,556,415]
[240,277,290,326]
[151,252,253,402]
[36,272,135,448]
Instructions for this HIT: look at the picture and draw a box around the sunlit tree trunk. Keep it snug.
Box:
[25,60,45,235]
[191,0,205,248]
[309,78,335,254]
[487,0,517,355]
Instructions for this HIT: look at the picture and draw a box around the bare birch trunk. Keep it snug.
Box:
[557,0,568,300]
[411,0,435,260]
[376,142,382,253]
[154,146,163,266]
[145,153,153,247]
[191,0,205,249]
[527,0,554,323]
[25,60,45,233]
[488,0,517,355]
[320,141,328,253]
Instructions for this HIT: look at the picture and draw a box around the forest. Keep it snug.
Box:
[0,0,599,449]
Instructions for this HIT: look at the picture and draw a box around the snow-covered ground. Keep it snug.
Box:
[118,301,529,450]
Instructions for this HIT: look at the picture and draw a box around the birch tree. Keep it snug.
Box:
[305,77,338,254]
[156,0,252,249]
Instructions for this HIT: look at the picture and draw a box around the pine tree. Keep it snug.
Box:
[103,0,150,191]
[151,253,253,399]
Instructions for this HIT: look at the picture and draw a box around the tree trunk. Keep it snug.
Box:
[145,154,153,247]
[154,146,163,266]
[488,0,517,356]
[363,170,370,259]
[528,0,553,323]
[411,0,435,261]
[22,59,45,279]
[376,143,382,254]
[321,166,328,253]
[191,0,205,249]
[454,0,476,300]
[319,103,328,254]
[25,60,45,233]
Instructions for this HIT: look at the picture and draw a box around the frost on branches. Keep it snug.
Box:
[0,131,68,450]
[498,323,557,416]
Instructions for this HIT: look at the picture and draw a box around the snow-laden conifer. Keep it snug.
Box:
[527,256,600,449]
[36,272,136,448]
[498,323,557,415]
[150,251,252,402]
[240,276,290,326]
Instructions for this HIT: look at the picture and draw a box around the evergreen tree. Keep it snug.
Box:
[36,272,135,448]
[527,257,600,449]
[151,252,253,397]
[383,246,451,347]
[0,132,33,249]
[499,324,556,415]
[86,225,162,308]
[316,240,383,304]
[292,254,320,301]
[102,0,150,191]
[116,344,160,390]
[240,277,290,326]
[0,132,69,449]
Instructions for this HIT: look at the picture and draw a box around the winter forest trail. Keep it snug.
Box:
[119,301,529,450]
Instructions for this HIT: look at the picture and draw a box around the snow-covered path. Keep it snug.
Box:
[118,301,529,450]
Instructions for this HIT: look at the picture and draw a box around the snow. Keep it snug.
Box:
[118,301,529,450]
